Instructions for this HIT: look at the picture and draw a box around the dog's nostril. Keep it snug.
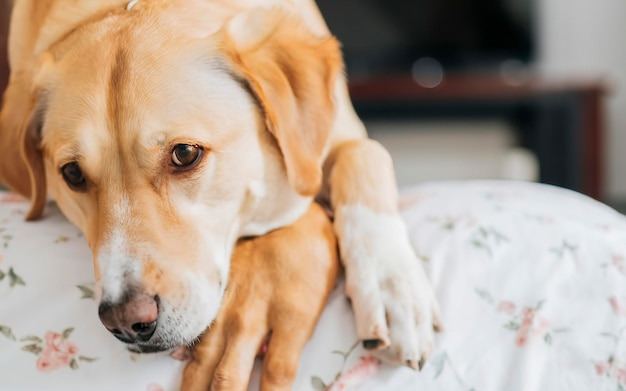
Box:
[132,321,153,333]
[132,320,157,341]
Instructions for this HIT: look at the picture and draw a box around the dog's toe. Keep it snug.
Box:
[346,273,391,350]
[349,245,442,371]
[337,211,442,371]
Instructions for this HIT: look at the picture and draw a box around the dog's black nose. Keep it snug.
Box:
[98,294,159,343]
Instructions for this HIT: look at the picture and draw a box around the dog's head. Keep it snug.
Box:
[0,6,341,352]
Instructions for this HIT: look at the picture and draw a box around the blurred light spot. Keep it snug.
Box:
[500,59,529,86]
[412,57,444,88]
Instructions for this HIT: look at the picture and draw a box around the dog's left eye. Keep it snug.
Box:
[171,144,202,167]
[61,162,87,191]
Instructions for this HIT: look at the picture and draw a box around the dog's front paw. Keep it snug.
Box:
[335,206,442,370]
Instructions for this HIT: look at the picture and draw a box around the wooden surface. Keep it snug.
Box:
[349,74,608,102]
[348,74,607,200]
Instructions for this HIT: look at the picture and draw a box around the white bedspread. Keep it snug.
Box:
[1,181,625,391]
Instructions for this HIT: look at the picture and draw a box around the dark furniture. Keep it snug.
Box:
[0,0,12,105]
[349,75,607,200]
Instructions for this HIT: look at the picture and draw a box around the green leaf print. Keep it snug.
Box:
[310,376,326,390]
[431,353,446,379]
[22,344,43,355]
[0,325,16,341]
[475,288,494,305]
[62,327,75,339]
[544,333,552,345]
[504,321,520,331]
[76,285,95,300]
[8,267,25,287]
[20,335,43,343]
[2,234,12,248]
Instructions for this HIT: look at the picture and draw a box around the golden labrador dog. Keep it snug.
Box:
[181,202,339,391]
[0,0,441,374]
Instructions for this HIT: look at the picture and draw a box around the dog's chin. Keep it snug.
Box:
[121,332,202,355]
[126,343,175,354]
[125,338,194,354]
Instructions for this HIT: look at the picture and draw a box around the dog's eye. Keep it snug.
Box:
[61,162,87,191]
[171,144,202,167]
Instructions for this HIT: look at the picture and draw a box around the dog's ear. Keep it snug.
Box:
[223,8,343,196]
[0,75,47,220]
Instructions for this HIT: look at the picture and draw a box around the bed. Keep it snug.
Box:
[1,180,625,390]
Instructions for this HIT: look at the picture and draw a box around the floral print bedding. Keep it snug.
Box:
[0,180,625,390]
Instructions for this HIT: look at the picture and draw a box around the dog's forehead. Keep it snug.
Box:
[42,27,252,168]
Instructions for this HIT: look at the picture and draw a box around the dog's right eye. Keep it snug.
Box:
[61,162,87,191]
[171,144,202,168]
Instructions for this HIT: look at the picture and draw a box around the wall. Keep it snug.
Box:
[368,121,539,187]
[537,0,626,200]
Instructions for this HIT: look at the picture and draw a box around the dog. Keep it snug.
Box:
[180,202,338,391]
[0,0,441,374]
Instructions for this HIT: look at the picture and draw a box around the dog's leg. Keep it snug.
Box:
[324,139,442,369]
[181,328,226,391]
[183,321,263,391]
[260,326,310,391]
[210,335,260,391]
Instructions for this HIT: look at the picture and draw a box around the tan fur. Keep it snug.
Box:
[0,60,46,220]
[323,139,399,215]
[181,203,338,391]
[0,0,440,379]
[224,8,342,196]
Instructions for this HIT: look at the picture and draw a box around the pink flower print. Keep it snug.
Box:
[35,331,79,372]
[0,254,4,264]
[497,301,516,315]
[609,297,626,316]
[45,331,79,355]
[146,383,164,391]
[616,367,626,386]
[327,356,380,391]
[515,307,536,347]
[595,361,611,375]
[37,348,73,372]
[515,333,528,347]
[531,317,549,337]
[612,255,626,273]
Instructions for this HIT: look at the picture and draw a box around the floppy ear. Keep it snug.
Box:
[223,8,343,196]
[0,75,47,220]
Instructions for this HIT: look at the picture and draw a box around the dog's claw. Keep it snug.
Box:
[406,359,419,370]
[418,357,425,371]
[363,339,383,350]
[433,312,444,333]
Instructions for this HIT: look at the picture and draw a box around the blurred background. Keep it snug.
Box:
[316,0,626,209]
[1,0,625,208]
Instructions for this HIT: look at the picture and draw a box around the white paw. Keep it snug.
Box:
[334,205,442,370]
